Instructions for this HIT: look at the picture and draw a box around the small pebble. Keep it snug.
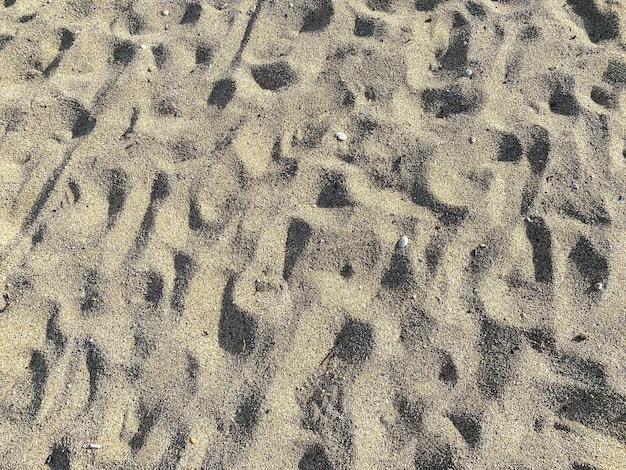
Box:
[398,235,409,248]
[618,195,624,202]
[594,282,604,291]
[190,437,197,445]
[140,44,147,50]
[161,10,170,16]
[463,69,473,78]
[571,182,578,190]
[469,137,476,144]
[335,132,347,142]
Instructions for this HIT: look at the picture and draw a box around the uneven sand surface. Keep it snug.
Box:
[1,0,626,468]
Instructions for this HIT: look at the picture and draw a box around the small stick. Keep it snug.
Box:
[320,348,335,368]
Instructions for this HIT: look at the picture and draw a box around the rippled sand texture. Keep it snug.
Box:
[1,0,625,468]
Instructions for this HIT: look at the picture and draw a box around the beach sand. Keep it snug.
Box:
[0,0,625,468]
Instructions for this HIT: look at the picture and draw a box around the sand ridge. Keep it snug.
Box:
[0,0,625,468]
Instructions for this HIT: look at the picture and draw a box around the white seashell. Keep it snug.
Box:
[398,235,409,248]
[335,132,347,142]
[463,69,473,78]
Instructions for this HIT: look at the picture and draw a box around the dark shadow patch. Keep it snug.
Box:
[32,225,44,246]
[524,328,556,354]
[395,395,423,432]
[42,56,62,78]
[218,276,257,355]
[524,216,553,283]
[151,44,168,69]
[603,60,626,86]
[354,17,376,37]
[411,182,468,226]
[421,87,480,118]
[466,1,485,17]
[366,0,392,11]
[80,270,102,314]
[195,45,213,66]
[251,61,296,90]
[520,25,539,40]
[340,263,354,279]
[46,307,66,354]
[560,199,611,226]
[68,180,80,202]
[46,442,70,470]
[283,218,311,280]
[130,402,160,451]
[439,353,458,386]
[296,124,327,149]
[277,158,298,179]
[230,392,262,443]
[333,319,373,364]
[316,172,352,208]
[145,271,164,307]
[113,40,136,66]
[122,107,139,139]
[180,3,202,24]
[356,117,379,139]
[364,85,376,101]
[4,0,16,7]
[414,443,456,470]
[300,0,334,33]
[469,243,492,276]
[158,429,189,468]
[0,34,13,51]
[449,414,481,448]
[342,90,355,107]
[28,350,48,415]
[569,236,609,292]
[551,385,626,444]
[566,0,619,43]
[208,78,236,109]
[171,252,194,315]
[520,183,537,215]
[527,126,550,174]
[156,98,178,117]
[70,102,96,139]
[438,14,469,72]
[572,464,599,470]
[186,353,199,393]
[478,317,521,399]
[18,13,36,23]
[554,354,607,389]
[590,86,616,108]
[106,169,126,229]
[85,340,105,404]
[59,28,75,51]
[299,444,333,470]
[549,83,579,116]
[127,11,144,35]
[497,133,523,162]
[382,251,413,289]
[134,173,168,253]
[415,0,446,11]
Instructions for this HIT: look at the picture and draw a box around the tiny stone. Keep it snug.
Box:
[572,182,578,190]
[140,44,147,49]
[469,137,476,144]
[335,132,347,142]
[161,10,169,16]
[594,282,604,291]
[618,195,624,202]
[463,69,473,78]
[190,437,197,445]
[398,235,409,248]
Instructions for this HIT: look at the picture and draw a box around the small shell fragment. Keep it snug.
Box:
[83,444,101,450]
[161,10,170,16]
[335,132,347,142]
[463,69,473,78]
[398,235,409,248]
[190,436,197,445]
[594,282,605,291]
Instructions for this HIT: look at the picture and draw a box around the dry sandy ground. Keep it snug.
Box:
[0,0,625,468]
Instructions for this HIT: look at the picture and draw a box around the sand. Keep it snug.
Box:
[0,0,625,468]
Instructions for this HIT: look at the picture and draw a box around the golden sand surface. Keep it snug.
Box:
[0,0,625,468]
